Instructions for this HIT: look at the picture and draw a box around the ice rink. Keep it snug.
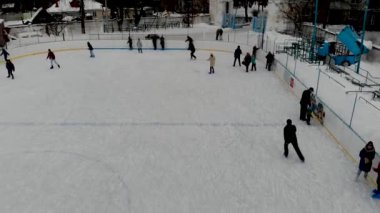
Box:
[0,41,379,212]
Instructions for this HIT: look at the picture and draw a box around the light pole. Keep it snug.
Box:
[355,0,370,74]
[310,0,319,62]
[80,0,85,34]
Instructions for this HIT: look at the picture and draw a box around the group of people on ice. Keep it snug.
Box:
[127,35,165,52]
[233,45,273,72]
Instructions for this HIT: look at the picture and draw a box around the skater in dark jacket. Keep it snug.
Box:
[0,48,9,61]
[265,51,274,71]
[128,36,133,50]
[373,161,380,195]
[233,46,242,67]
[188,42,196,60]
[243,52,251,72]
[185,36,193,43]
[300,87,314,121]
[284,119,305,162]
[87,42,95,57]
[160,35,165,50]
[46,49,60,69]
[356,141,375,180]
[5,59,15,79]
[151,34,159,50]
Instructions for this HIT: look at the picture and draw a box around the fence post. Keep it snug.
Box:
[293,57,297,76]
[349,92,359,127]
[315,66,321,97]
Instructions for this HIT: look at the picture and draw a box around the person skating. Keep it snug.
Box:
[284,119,305,162]
[0,48,9,61]
[151,34,159,50]
[160,35,165,50]
[251,54,257,71]
[185,36,193,43]
[186,36,196,60]
[87,41,95,57]
[356,141,375,181]
[137,38,143,53]
[207,53,215,74]
[188,41,196,60]
[300,87,314,121]
[46,49,60,69]
[265,51,274,71]
[233,46,242,67]
[128,36,133,50]
[5,59,15,79]
[243,52,251,72]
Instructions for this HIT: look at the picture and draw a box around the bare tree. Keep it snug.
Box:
[276,0,312,36]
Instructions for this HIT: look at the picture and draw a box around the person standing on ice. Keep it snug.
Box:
[5,59,15,79]
[160,35,165,50]
[356,141,375,181]
[46,49,60,69]
[207,53,215,74]
[233,46,242,67]
[265,51,274,71]
[283,119,305,162]
[0,48,10,61]
[87,42,95,58]
[251,54,257,71]
[252,45,258,58]
[243,52,251,72]
[137,38,143,53]
[128,36,133,50]
[300,87,314,121]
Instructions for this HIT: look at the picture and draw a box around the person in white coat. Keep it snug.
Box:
[207,53,215,74]
[137,38,143,53]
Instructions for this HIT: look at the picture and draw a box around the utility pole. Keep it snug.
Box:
[356,0,370,74]
[80,0,86,34]
[310,0,319,62]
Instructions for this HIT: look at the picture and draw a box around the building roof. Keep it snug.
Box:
[47,0,103,13]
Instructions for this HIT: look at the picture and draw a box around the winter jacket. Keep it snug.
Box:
[137,40,142,48]
[373,161,380,184]
[47,51,55,60]
[243,54,251,66]
[208,55,215,67]
[300,89,312,105]
[6,61,14,71]
[234,47,242,57]
[87,43,93,50]
[359,145,376,173]
[188,42,195,52]
[251,56,256,64]
[284,124,297,143]
[266,53,274,63]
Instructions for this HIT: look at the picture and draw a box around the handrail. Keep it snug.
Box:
[319,69,346,88]
[359,96,380,112]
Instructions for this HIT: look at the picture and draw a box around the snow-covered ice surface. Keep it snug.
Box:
[0,41,379,212]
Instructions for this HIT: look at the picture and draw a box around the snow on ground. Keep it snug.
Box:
[0,41,379,212]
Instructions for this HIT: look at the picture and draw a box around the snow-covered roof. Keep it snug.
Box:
[4,8,43,26]
[47,0,103,13]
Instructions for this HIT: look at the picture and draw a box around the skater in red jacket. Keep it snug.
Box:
[46,49,60,69]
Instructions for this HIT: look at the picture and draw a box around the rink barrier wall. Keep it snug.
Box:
[6,39,378,186]
[273,58,379,186]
